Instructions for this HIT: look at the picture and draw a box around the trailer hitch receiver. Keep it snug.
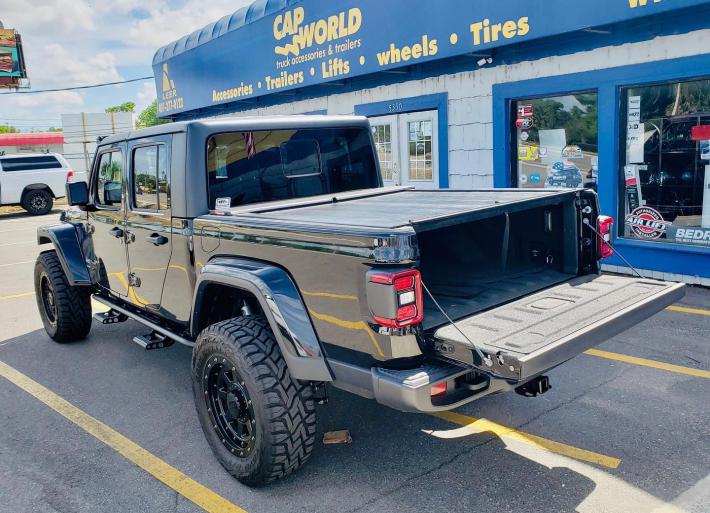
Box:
[515,376,551,397]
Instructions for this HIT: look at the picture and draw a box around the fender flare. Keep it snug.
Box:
[22,183,56,199]
[37,224,92,286]
[191,257,333,382]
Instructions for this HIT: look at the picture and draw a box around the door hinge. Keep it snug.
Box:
[86,258,99,272]
[128,273,141,288]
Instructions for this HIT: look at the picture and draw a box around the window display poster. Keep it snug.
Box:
[538,129,567,164]
[626,96,644,164]
[701,140,710,161]
[667,226,710,246]
[624,164,642,212]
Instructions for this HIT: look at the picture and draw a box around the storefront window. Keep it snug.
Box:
[372,124,394,181]
[620,78,710,247]
[513,93,598,190]
[407,120,433,180]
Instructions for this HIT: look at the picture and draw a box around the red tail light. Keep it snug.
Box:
[66,170,74,182]
[598,215,614,259]
[430,382,447,397]
[368,269,424,328]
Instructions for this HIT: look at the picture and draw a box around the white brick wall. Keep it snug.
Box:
[220,28,710,189]
[601,264,710,287]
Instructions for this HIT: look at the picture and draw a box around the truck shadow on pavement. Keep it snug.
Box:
[0,322,688,513]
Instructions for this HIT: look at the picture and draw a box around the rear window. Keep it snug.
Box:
[206,127,379,209]
[0,155,63,172]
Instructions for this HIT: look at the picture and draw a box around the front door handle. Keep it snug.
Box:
[110,227,124,238]
[147,233,169,246]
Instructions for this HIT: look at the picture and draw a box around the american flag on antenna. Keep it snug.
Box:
[243,132,256,159]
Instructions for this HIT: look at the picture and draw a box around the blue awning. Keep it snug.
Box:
[153,0,710,118]
[153,0,299,67]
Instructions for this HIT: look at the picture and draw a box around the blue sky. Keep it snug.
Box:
[0,0,251,131]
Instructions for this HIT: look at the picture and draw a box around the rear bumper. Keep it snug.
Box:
[329,358,513,413]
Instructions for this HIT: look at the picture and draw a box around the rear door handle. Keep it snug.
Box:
[147,233,169,246]
[110,227,124,238]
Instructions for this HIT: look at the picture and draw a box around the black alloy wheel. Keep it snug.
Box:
[203,356,256,458]
[23,189,53,215]
[192,316,317,486]
[39,273,58,327]
[34,251,92,342]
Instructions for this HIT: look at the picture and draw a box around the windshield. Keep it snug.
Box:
[206,127,380,209]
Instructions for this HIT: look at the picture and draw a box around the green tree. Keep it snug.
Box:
[47,126,63,132]
[105,101,136,113]
[136,100,169,129]
[0,125,19,133]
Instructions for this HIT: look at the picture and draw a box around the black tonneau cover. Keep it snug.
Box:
[211,187,577,231]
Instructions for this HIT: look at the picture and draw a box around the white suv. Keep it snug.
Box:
[0,153,80,215]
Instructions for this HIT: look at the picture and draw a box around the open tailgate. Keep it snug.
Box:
[434,275,685,382]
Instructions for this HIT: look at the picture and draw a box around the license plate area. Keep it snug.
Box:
[434,275,685,381]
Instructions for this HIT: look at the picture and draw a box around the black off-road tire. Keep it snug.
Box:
[34,251,92,342]
[22,189,53,215]
[192,316,317,486]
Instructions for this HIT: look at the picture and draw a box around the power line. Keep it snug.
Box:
[0,76,154,95]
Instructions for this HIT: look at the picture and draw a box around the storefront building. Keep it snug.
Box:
[153,0,710,284]
[0,132,63,156]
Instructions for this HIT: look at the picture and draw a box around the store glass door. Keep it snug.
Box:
[371,115,400,186]
[370,110,439,188]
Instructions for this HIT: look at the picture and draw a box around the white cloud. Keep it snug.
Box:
[124,0,252,50]
[14,91,84,111]
[0,91,84,128]
[0,0,94,34]
[135,81,157,112]
[30,44,123,88]
[0,0,252,129]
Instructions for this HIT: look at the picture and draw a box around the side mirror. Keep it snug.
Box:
[66,181,89,207]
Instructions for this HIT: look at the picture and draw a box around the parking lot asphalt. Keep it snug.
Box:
[0,210,708,513]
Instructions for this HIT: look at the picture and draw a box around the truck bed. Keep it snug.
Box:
[214,187,577,231]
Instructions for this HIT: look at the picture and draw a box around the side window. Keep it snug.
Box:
[158,146,170,210]
[206,128,379,209]
[96,151,123,207]
[0,155,62,172]
[133,145,169,211]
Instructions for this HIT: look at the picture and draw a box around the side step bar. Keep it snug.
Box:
[133,332,175,350]
[92,295,195,348]
[93,310,128,324]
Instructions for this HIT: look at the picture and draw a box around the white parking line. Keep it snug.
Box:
[0,240,35,247]
[0,260,34,268]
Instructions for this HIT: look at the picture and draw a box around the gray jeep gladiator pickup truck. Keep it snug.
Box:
[34,116,685,485]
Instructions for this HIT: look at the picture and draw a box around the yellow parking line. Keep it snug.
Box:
[585,348,710,379]
[0,360,248,513]
[0,292,35,301]
[666,305,710,317]
[431,410,621,469]
[432,410,621,468]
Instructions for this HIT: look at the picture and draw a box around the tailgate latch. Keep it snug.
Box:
[475,351,522,381]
